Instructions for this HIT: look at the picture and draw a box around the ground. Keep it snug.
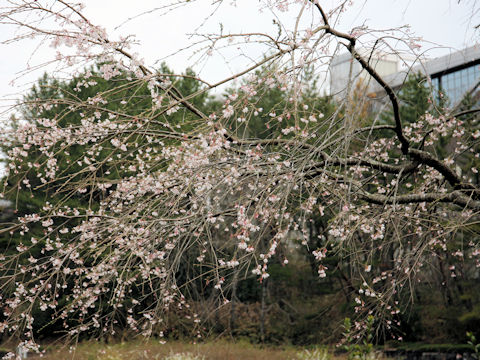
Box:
[1,340,336,360]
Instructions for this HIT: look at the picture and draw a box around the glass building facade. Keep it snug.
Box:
[431,62,480,105]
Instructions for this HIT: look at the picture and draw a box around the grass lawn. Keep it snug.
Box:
[11,339,333,360]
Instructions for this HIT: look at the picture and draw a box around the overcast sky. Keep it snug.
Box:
[0,0,478,115]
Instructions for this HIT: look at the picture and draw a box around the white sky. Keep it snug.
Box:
[0,0,478,115]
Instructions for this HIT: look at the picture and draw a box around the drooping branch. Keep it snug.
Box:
[360,190,480,210]
[408,148,480,198]
[311,1,480,204]
[2,1,480,350]
[312,1,410,154]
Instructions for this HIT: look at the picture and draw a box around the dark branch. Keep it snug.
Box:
[312,1,409,154]
[360,190,480,210]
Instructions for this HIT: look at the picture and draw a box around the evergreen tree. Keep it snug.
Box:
[0,65,209,337]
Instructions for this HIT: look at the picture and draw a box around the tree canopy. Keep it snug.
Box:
[0,0,479,355]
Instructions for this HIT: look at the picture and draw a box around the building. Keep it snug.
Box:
[329,48,411,100]
[330,45,480,107]
[382,45,480,106]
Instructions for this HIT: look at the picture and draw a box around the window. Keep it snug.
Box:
[436,64,480,105]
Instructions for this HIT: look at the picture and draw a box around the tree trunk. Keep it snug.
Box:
[230,270,239,335]
[260,278,267,343]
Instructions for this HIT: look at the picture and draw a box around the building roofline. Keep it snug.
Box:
[378,45,480,90]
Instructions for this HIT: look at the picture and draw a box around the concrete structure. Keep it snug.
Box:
[329,48,411,99]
